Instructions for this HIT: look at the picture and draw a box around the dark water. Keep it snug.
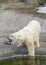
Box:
[0,57,46,65]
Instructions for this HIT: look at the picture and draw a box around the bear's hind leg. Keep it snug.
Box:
[28,46,35,56]
[35,37,40,48]
[26,41,35,56]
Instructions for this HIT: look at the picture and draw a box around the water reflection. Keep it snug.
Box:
[0,57,46,65]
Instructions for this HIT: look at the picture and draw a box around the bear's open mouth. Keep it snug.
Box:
[7,37,12,42]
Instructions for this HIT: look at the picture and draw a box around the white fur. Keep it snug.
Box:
[9,20,41,56]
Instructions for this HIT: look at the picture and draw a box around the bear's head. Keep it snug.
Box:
[7,32,24,44]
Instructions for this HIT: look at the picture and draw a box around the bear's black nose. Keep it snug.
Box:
[7,37,12,42]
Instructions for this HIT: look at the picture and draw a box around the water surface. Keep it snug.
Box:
[0,57,46,65]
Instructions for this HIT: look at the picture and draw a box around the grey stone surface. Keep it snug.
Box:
[0,10,45,35]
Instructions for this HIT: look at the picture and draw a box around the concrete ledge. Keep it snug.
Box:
[0,55,46,61]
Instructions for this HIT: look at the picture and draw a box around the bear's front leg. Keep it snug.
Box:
[17,42,22,47]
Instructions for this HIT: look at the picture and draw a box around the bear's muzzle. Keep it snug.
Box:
[7,37,12,42]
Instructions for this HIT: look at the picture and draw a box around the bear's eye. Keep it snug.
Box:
[11,35,13,37]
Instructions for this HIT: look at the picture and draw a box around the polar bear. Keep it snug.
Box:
[8,20,41,56]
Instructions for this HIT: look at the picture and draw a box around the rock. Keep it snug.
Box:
[0,0,39,9]
[38,0,45,5]
[26,0,39,8]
